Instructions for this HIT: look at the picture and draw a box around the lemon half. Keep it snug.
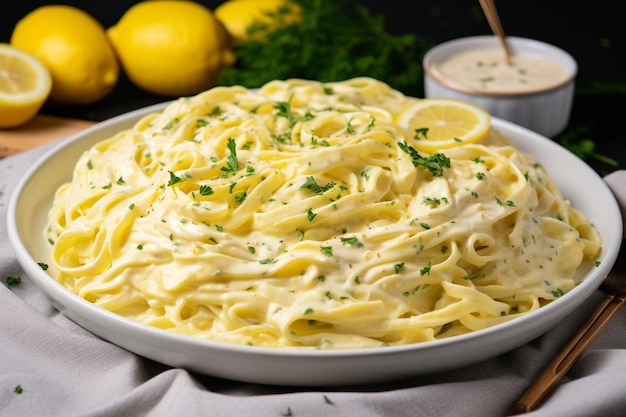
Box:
[0,43,51,128]
[396,98,491,153]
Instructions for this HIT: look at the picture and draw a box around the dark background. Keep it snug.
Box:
[1,0,624,175]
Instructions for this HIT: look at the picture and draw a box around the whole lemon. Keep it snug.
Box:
[107,0,235,97]
[214,0,302,42]
[10,5,119,106]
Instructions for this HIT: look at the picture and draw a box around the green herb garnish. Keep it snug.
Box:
[300,176,335,194]
[221,137,239,175]
[398,141,450,176]
[4,276,22,288]
[218,0,432,97]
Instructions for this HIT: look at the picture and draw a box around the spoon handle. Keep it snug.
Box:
[478,0,513,65]
[509,291,626,415]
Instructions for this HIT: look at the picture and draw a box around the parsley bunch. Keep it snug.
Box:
[218,0,434,97]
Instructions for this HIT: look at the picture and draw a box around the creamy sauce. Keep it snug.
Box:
[44,78,600,349]
[433,49,570,94]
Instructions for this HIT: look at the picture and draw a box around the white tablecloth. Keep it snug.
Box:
[1,143,625,417]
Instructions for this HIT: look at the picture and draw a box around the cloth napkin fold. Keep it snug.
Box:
[1,143,625,417]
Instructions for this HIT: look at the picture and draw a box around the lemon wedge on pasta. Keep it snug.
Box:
[396,97,491,152]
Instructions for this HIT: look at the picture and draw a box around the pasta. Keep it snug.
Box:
[45,77,601,349]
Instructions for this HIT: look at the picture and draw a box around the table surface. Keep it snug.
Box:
[1,0,624,176]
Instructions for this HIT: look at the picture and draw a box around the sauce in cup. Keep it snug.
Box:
[423,36,577,137]
[432,49,570,94]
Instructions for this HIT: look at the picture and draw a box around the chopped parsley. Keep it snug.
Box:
[549,288,565,298]
[397,141,450,177]
[221,137,239,175]
[413,127,429,140]
[275,98,315,127]
[423,196,448,207]
[340,236,362,246]
[4,276,22,288]
[300,176,335,194]
[167,171,183,186]
[495,196,515,207]
[199,185,214,196]
[234,191,247,205]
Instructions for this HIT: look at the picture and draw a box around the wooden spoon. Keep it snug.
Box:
[478,0,513,65]
[509,243,626,414]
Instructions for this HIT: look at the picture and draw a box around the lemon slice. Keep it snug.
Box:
[396,98,491,152]
[0,43,51,128]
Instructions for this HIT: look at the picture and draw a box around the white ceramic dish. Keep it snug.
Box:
[423,36,577,138]
[7,103,622,387]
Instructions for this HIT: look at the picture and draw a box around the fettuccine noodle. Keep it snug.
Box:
[45,77,601,349]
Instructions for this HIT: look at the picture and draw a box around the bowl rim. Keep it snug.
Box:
[423,35,578,97]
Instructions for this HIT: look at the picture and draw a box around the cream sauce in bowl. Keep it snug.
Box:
[423,36,577,137]
[432,48,570,94]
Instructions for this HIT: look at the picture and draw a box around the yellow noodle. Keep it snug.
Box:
[45,77,601,349]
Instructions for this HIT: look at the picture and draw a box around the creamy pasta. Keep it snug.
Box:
[45,77,601,349]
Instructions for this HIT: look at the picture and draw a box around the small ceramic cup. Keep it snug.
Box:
[423,36,577,138]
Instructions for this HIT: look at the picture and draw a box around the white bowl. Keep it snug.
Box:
[7,103,622,386]
[423,36,577,138]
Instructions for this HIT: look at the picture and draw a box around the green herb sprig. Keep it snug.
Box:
[275,98,314,127]
[398,141,450,177]
[300,176,335,194]
[221,137,239,175]
[218,0,433,97]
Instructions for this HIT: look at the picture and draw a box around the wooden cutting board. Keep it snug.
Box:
[0,114,95,158]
